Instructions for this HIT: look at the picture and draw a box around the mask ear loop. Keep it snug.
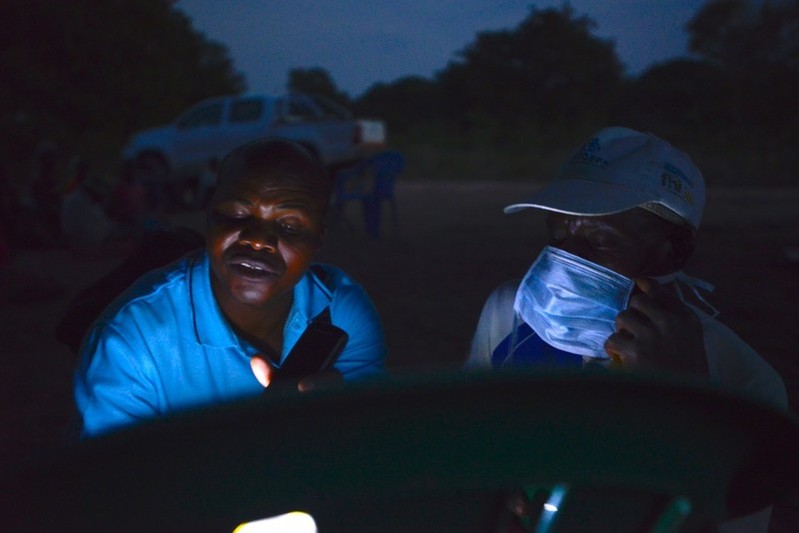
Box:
[665,272,720,318]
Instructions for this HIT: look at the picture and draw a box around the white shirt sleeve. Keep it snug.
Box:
[465,280,520,370]
[693,307,786,533]
[697,309,788,411]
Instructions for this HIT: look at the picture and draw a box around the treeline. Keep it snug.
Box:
[0,0,245,181]
[342,2,799,186]
[2,1,797,186]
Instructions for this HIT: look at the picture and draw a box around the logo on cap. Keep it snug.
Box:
[570,137,608,169]
[661,163,694,205]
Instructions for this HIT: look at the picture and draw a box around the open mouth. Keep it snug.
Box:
[228,255,282,279]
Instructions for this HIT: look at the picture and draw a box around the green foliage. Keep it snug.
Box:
[354,2,799,185]
[614,60,734,137]
[288,67,352,108]
[688,0,799,70]
[0,0,244,177]
[354,76,443,131]
[682,0,799,184]
[3,1,797,187]
[436,5,622,131]
[355,6,624,183]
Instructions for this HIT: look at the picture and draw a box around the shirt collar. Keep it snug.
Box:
[283,264,333,335]
[189,251,239,347]
[189,252,332,348]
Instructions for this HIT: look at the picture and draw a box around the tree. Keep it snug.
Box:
[688,0,799,71]
[686,0,799,131]
[435,5,623,134]
[615,59,734,139]
[288,67,351,108]
[354,76,443,134]
[0,0,245,169]
[686,0,799,181]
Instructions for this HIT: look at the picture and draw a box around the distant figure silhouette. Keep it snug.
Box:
[60,164,114,255]
[55,227,204,354]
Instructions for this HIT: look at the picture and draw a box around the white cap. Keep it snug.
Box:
[504,126,705,229]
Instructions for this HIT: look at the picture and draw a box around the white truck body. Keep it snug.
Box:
[121,93,385,204]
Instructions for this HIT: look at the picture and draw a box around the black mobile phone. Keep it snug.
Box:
[271,322,349,383]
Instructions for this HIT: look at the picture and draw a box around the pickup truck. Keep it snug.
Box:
[121,92,386,207]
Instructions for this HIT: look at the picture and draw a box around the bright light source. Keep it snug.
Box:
[536,484,569,532]
[233,511,317,533]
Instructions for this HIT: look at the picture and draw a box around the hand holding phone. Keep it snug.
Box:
[273,321,348,382]
[255,315,348,394]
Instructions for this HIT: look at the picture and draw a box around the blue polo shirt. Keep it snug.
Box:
[75,250,386,437]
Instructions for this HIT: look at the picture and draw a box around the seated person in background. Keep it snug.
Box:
[75,138,387,438]
[56,226,205,354]
[106,161,148,242]
[465,126,786,532]
[60,169,115,255]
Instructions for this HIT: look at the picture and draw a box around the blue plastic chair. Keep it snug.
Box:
[332,151,405,239]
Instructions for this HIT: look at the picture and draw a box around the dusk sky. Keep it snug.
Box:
[176,1,707,98]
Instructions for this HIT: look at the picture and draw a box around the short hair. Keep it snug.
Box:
[216,138,332,203]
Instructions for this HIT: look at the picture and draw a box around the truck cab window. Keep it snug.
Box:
[282,98,320,122]
[177,102,224,129]
[311,95,352,120]
[229,99,264,123]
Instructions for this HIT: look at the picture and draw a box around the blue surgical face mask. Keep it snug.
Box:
[513,246,635,359]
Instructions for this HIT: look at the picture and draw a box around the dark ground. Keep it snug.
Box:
[1,181,798,529]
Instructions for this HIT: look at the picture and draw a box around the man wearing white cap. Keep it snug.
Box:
[465,126,787,530]
[467,126,785,404]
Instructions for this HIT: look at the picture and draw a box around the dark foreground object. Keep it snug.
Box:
[2,371,798,532]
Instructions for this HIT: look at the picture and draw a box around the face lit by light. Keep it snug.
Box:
[233,511,317,533]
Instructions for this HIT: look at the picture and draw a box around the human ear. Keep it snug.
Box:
[642,218,696,275]
[667,227,696,271]
[649,239,678,275]
[643,234,687,276]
